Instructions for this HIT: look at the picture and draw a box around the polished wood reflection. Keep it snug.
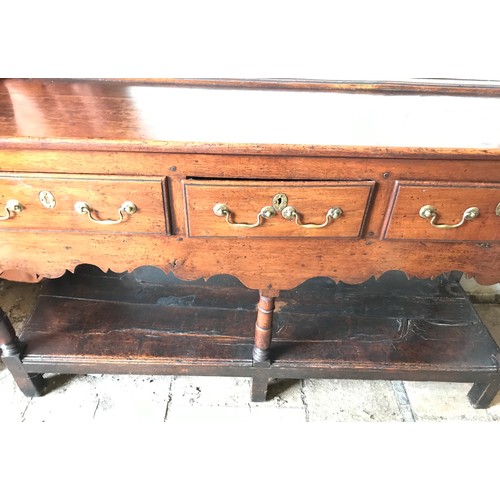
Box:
[1,79,139,139]
[1,78,500,158]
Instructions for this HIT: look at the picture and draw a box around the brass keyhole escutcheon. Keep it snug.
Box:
[39,191,56,209]
[272,193,288,212]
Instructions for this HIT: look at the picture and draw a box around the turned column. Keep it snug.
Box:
[0,308,45,397]
[251,290,279,402]
[0,308,22,354]
[252,290,279,363]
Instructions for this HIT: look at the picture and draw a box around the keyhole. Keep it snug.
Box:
[272,193,288,211]
[39,190,56,209]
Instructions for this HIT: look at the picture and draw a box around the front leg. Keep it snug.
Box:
[252,290,279,363]
[0,308,45,397]
[467,352,500,409]
[251,290,279,402]
[468,380,500,409]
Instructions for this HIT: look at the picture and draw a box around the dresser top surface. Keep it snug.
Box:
[1,79,500,157]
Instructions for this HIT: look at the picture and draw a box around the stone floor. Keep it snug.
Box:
[1,278,499,423]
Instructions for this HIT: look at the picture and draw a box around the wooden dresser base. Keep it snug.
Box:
[1,268,499,409]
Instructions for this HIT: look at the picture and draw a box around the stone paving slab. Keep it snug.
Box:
[0,372,33,424]
[165,375,307,422]
[89,374,173,422]
[403,381,493,422]
[302,379,404,422]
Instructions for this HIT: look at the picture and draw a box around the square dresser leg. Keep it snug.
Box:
[467,379,500,409]
[1,308,45,397]
[251,373,270,402]
[467,352,500,409]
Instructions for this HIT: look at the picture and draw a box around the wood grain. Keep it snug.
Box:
[2,79,499,407]
[17,270,500,390]
[0,174,168,234]
[1,232,499,288]
[4,77,500,96]
[0,80,499,288]
[2,79,500,157]
[384,181,500,241]
[150,78,500,96]
[183,180,374,238]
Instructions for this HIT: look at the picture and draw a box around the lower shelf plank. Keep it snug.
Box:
[20,296,256,365]
[17,269,499,389]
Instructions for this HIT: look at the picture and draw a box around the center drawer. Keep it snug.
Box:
[0,175,169,234]
[183,180,374,238]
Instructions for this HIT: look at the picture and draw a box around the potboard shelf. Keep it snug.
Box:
[12,268,499,407]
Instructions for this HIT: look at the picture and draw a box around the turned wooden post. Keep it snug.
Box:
[252,290,279,363]
[0,308,21,353]
[0,308,45,397]
[251,290,279,402]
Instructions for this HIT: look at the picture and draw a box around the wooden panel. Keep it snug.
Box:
[0,174,168,234]
[18,270,499,382]
[41,269,259,309]
[2,79,500,155]
[2,232,500,288]
[184,180,374,238]
[2,151,500,182]
[6,78,500,96]
[20,296,255,364]
[384,181,500,241]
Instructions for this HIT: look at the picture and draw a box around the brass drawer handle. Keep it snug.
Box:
[281,206,343,228]
[496,202,500,216]
[213,203,276,228]
[419,205,479,229]
[0,200,23,221]
[74,201,137,225]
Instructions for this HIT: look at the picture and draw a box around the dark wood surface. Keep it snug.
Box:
[0,308,17,346]
[0,307,45,397]
[17,270,499,393]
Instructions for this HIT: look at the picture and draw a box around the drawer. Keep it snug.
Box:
[183,180,374,238]
[0,175,169,234]
[384,181,500,241]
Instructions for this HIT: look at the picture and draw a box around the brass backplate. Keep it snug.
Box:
[272,193,288,212]
[39,190,56,209]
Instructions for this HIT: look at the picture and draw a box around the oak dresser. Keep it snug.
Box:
[1,78,499,407]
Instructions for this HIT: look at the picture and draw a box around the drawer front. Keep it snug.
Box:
[183,180,374,238]
[384,181,500,241]
[0,175,168,234]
